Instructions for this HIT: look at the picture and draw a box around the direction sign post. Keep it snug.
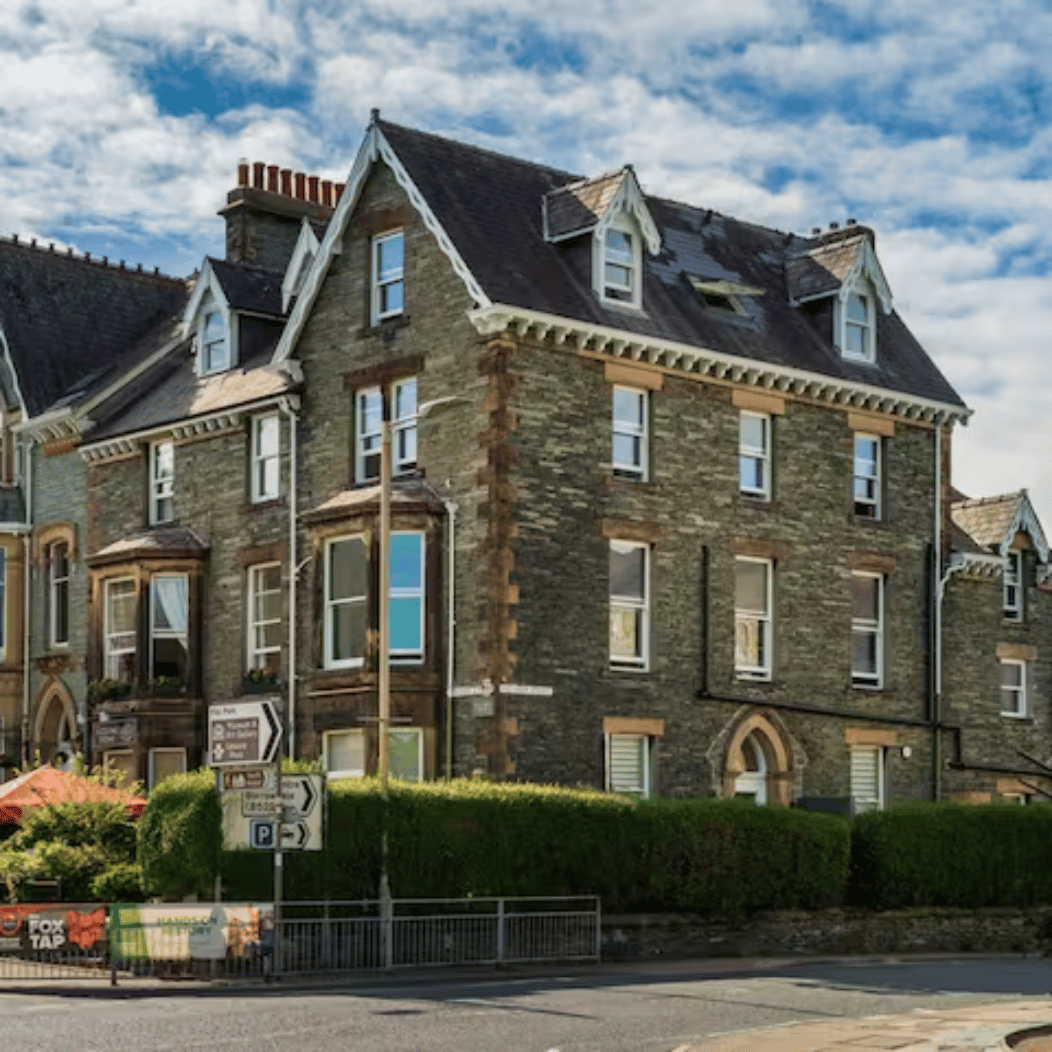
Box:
[208,701,281,767]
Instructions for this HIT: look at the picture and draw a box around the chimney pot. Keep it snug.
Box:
[321,179,333,207]
[847,217,857,226]
[828,221,839,230]
[11,234,17,244]
[335,182,345,200]
[307,175,319,203]
[294,172,306,199]
[85,251,91,261]
[371,107,380,122]
[237,159,249,187]
[280,168,292,196]
[267,164,279,193]
[252,162,265,189]
[811,227,821,235]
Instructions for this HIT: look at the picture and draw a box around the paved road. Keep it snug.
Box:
[2,956,1052,1051]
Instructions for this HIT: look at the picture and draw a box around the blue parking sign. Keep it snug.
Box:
[250,819,275,850]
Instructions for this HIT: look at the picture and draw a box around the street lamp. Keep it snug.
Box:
[377,390,466,938]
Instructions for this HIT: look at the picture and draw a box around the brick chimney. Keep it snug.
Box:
[219,159,346,270]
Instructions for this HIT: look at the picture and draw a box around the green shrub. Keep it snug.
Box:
[137,769,220,900]
[850,802,1052,910]
[0,799,138,902]
[90,861,145,902]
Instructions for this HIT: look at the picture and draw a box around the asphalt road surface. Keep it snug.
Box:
[3,957,1052,1052]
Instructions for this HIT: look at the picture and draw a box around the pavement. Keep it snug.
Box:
[676,1000,1052,1051]
[3,952,1052,1049]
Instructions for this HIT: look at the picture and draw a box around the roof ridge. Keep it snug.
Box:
[0,232,186,286]
[951,490,1023,509]
[207,255,284,278]
[376,117,581,183]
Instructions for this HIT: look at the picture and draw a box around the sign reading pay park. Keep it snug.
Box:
[208,701,281,766]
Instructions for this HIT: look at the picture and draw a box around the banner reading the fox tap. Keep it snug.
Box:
[0,904,107,957]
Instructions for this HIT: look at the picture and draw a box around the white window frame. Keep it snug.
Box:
[853,433,881,520]
[250,414,281,503]
[355,377,417,483]
[605,733,651,798]
[1004,550,1022,621]
[612,385,648,480]
[104,577,137,681]
[597,219,642,309]
[48,540,70,649]
[851,572,884,688]
[149,573,188,682]
[199,307,231,375]
[387,727,424,783]
[148,747,186,791]
[735,557,773,681]
[324,728,366,780]
[609,540,649,670]
[324,536,367,670]
[1000,658,1027,718]
[103,750,137,791]
[839,282,876,364]
[739,411,770,499]
[850,745,885,813]
[150,440,175,525]
[247,563,282,674]
[389,531,425,665]
[371,229,404,325]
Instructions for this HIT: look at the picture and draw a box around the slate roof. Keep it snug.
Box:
[87,526,208,567]
[86,337,292,443]
[0,236,187,417]
[544,170,628,239]
[786,233,867,303]
[303,479,447,524]
[377,119,965,409]
[209,258,284,316]
[951,492,1026,553]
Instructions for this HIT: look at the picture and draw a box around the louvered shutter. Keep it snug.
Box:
[850,746,883,813]
[609,735,647,796]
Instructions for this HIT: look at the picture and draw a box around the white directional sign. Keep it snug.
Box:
[277,774,323,852]
[208,701,281,767]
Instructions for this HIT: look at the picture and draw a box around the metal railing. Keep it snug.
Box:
[277,896,601,975]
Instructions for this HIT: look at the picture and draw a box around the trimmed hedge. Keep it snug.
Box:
[140,776,850,914]
[850,801,1052,910]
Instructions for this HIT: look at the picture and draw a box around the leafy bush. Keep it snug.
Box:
[137,769,220,900]
[91,861,145,902]
[214,779,850,914]
[0,799,138,902]
[850,801,1052,910]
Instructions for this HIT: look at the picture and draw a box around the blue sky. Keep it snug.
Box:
[1,0,1051,522]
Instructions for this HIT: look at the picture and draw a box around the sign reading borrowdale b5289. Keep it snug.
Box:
[208,701,281,767]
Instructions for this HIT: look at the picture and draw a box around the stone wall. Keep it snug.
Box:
[601,906,1052,960]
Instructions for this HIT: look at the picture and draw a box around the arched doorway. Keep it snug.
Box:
[734,732,768,804]
[720,711,796,806]
[33,681,76,769]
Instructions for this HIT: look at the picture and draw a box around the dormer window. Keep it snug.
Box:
[603,228,635,303]
[200,309,230,374]
[844,290,873,361]
[1004,549,1022,621]
[372,230,404,324]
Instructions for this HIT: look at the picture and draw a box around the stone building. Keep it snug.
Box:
[4,116,1049,809]
[0,235,186,774]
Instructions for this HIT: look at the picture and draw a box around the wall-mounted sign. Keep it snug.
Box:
[94,718,138,750]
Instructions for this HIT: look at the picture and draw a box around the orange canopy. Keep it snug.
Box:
[0,767,146,824]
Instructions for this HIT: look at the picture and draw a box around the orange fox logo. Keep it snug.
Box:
[67,908,105,949]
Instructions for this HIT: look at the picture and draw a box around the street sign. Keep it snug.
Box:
[222,767,277,793]
[208,701,281,767]
[250,820,275,850]
[280,822,310,850]
[277,774,323,852]
[241,792,282,817]
[220,773,324,852]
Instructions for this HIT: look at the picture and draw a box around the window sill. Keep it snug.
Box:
[598,297,646,316]
[246,496,286,512]
[852,681,887,693]
[735,672,772,683]
[1000,711,1030,721]
[608,662,649,675]
[358,314,411,339]
[739,493,775,510]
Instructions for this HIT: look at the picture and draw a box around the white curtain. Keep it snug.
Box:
[153,575,188,633]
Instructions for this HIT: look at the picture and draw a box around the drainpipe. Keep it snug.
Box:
[21,436,32,766]
[932,420,942,800]
[444,499,457,780]
[280,397,299,761]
